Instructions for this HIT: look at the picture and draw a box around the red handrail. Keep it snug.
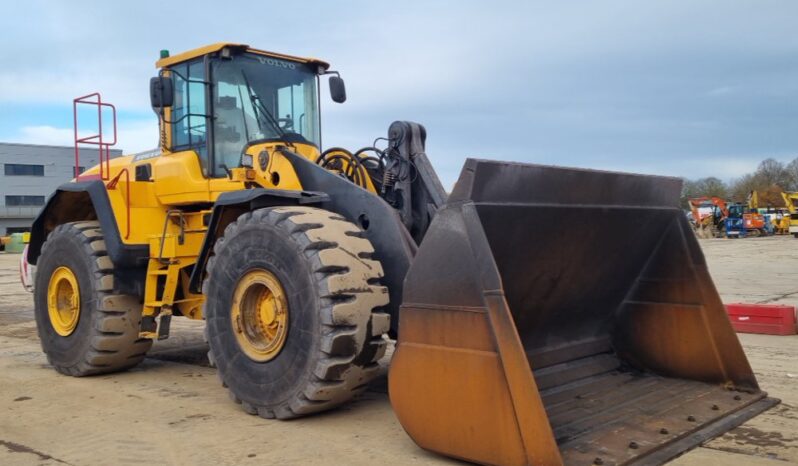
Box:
[73,92,128,239]
[73,92,117,181]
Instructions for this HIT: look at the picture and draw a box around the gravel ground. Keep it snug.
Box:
[0,235,796,465]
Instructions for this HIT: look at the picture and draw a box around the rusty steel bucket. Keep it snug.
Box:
[389,159,778,466]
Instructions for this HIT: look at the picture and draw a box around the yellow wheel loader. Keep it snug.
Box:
[27,43,777,465]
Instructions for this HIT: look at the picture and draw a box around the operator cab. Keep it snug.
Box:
[149,43,345,179]
[727,203,745,218]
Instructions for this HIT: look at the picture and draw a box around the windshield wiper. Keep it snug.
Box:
[236,85,251,142]
[240,69,286,139]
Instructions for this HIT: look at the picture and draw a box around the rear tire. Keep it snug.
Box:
[203,206,390,419]
[33,221,152,376]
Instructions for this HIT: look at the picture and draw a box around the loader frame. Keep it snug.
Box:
[25,42,779,466]
[28,145,425,336]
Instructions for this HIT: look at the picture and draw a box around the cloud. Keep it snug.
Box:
[13,126,73,146]
[116,119,160,154]
[707,86,738,96]
[2,0,798,185]
[11,119,158,155]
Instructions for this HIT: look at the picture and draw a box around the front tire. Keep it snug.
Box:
[34,221,152,376]
[204,207,390,419]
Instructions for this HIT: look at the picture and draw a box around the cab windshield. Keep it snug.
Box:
[211,53,320,177]
[728,204,745,218]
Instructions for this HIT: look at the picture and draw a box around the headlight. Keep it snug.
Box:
[258,150,270,171]
[241,153,253,168]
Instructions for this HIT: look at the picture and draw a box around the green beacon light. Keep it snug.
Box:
[160,49,170,59]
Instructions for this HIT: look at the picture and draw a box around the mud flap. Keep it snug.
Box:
[389,159,778,466]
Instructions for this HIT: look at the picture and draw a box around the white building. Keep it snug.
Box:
[0,142,122,235]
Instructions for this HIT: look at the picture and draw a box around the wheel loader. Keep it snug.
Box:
[25,43,777,465]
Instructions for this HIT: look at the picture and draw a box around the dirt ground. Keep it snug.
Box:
[0,236,796,465]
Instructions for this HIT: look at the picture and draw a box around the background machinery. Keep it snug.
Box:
[747,190,784,235]
[735,202,769,237]
[688,196,770,238]
[25,43,776,465]
[687,196,728,238]
[780,191,798,237]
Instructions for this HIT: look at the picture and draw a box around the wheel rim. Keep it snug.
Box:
[47,266,80,336]
[230,269,289,362]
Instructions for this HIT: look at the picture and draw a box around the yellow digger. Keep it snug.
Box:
[26,43,776,465]
[780,191,798,237]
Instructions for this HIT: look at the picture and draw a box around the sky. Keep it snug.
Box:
[1,1,797,187]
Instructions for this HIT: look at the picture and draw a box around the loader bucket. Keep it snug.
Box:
[389,160,777,466]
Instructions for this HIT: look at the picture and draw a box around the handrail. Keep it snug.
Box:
[73,92,117,181]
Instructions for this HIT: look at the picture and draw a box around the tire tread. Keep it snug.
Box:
[204,206,389,419]
[36,221,152,376]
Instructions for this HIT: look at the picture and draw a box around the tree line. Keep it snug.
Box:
[681,157,798,207]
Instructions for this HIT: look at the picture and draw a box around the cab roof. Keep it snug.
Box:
[155,42,330,71]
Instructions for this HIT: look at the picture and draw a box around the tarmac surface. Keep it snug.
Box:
[0,235,796,465]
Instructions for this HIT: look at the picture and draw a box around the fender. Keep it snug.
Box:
[187,188,329,292]
[27,181,149,268]
[280,148,417,334]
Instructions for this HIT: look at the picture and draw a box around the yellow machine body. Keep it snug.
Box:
[65,44,378,334]
[780,191,798,237]
[80,133,333,331]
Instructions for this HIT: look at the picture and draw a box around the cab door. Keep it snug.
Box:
[154,59,211,205]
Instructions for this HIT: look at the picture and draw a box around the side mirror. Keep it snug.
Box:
[329,75,346,103]
[150,76,174,109]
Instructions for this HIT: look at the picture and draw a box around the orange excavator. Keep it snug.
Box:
[687,197,728,238]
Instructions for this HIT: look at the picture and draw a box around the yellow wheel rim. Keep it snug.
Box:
[47,266,80,336]
[231,269,289,362]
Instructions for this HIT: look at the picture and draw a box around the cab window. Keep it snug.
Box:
[170,60,209,173]
[210,53,320,178]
